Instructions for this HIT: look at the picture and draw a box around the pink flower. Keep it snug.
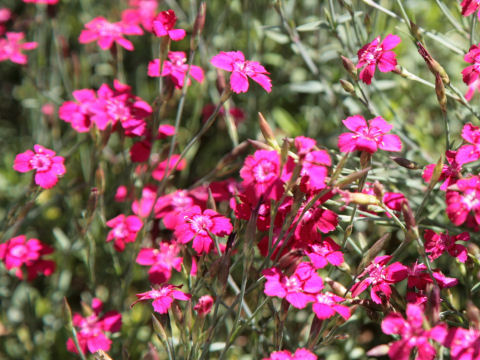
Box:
[106,214,143,252]
[23,0,58,3]
[0,8,11,36]
[151,154,187,181]
[462,44,480,100]
[148,51,204,89]
[154,190,199,229]
[66,298,122,355]
[461,0,480,20]
[136,242,183,284]
[211,51,272,93]
[174,206,233,254]
[313,291,350,320]
[59,89,96,133]
[193,295,214,315]
[407,262,458,291]
[350,255,407,304]
[157,124,176,138]
[13,144,66,189]
[0,235,55,281]
[79,17,143,51]
[125,0,158,32]
[152,10,186,41]
[381,304,440,360]
[435,327,480,360]
[423,150,461,190]
[0,32,37,64]
[305,237,344,269]
[338,115,402,153]
[131,284,191,314]
[294,203,338,241]
[356,34,401,84]
[262,262,324,309]
[263,348,317,360]
[446,176,480,228]
[456,123,480,165]
[424,230,470,263]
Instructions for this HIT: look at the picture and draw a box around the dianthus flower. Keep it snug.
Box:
[211,51,272,93]
[131,284,191,314]
[294,203,338,241]
[407,262,458,292]
[381,304,442,360]
[313,291,350,320]
[152,10,186,41]
[154,190,199,229]
[305,237,344,269]
[13,144,66,189]
[446,176,480,229]
[0,8,11,36]
[424,230,470,263]
[23,0,58,3]
[66,298,121,355]
[262,262,324,309]
[151,154,187,181]
[462,44,480,100]
[148,51,204,89]
[193,295,214,316]
[0,235,55,281]
[174,205,233,254]
[263,348,317,360]
[0,32,37,64]
[122,0,158,32]
[456,123,480,165]
[423,150,461,190]
[106,214,143,252]
[434,326,480,360]
[356,34,401,84]
[79,17,143,51]
[461,0,480,20]
[136,242,183,284]
[350,255,408,304]
[132,185,157,217]
[59,89,96,132]
[338,115,402,154]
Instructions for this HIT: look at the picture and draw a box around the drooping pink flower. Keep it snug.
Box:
[211,51,272,93]
[106,214,143,252]
[59,89,96,133]
[263,348,317,360]
[356,34,401,84]
[13,144,66,189]
[381,304,441,360]
[456,123,480,165]
[461,0,480,20]
[193,295,214,316]
[136,242,183,284]
[148,51,204,89]
[0,32,37,64]
[446,176,480,229]
[462,44,480,100]
[79,17,143,51]
[305,237,344,269]
[312,292,350,320]
[350,255,408,304]
[338,115,402,154]
[174,206,233,254]
[262,262,324,309]
[66,298,122,355]
[131,284,191,314]
[0,235,55,281]
[424,229,470,263]
[423,150,461,190]
[157,124,176,139]
[152,10,186,41]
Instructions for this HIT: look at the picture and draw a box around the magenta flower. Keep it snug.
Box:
[294,204,338,241]
[435,326,480,360]
[23,0,58,3]
[131,284,191,314]
[263,348,317,360]
[174,205,233,254]
[462,44,480,100]
[132,185,157,217]
[381,304,441,360]
[446,176,480,229]
[0,32,37,64]
[154,190,198,229]
[423,150,461,190]
[262,262,324,309]
[456,123,480,165]
[124,0,158,32]
[106,214,143,252]
[313,292,350,320]
[79,17,143,51]
[424,230,470,263]
[13,144,66,189]
[211,51,272,93]
[350,255,408,304]
[305,237,344,269]
[148,51,204,89]
[0,235,55,281]
[136,242,183,284]
[59,89,96,133]
[193,295,214,316]
[407,262,458,292]
[356,34,401,84]
[461,0,480,20]
[66,298,122,355]
[152,10,186,41]
[151,154,187,181]
[338,115,402,154]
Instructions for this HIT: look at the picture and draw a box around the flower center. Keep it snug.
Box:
[30,154,52,171]
[113,222,129,239]
[10,244,27,258]
[463,189,480,209]
[252,159,277,183]
[189,215,213,234]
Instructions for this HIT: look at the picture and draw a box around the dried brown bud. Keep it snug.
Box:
[340,79,355,94]
[391,156,421,170]
[341,55,357,79]
[435,73,447,113]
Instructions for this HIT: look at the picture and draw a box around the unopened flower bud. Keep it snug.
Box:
[417,42,450,84]
[341,191,380,206]
[391,156,421,170]
[340,79,355,94]
[190,2,206,51]
[341,55,357,79]
[373,181,384,201]
[258,112,279,149]
[435,73,447,113]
